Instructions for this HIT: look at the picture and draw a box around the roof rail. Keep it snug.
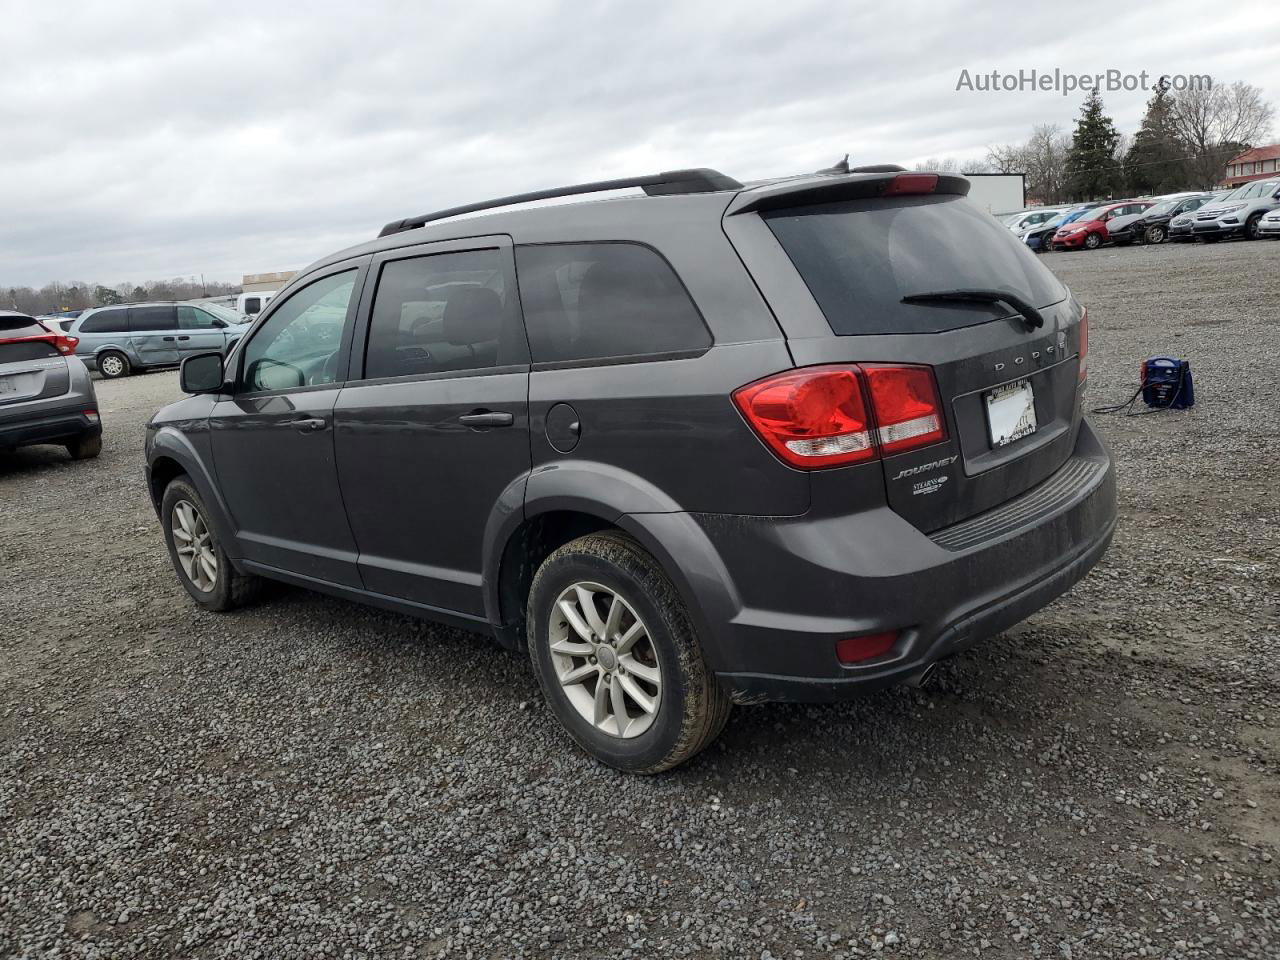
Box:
[377,168,743,238]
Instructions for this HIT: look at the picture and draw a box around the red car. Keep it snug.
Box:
[1050,200,1152,250]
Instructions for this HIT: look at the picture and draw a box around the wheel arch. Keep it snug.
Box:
[147,428,240,563]
[482,461,735,658]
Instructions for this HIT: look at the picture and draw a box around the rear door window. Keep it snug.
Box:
[764,195,1067,335]
[515,242,710,363]
[363,248,525,379]
[77,308,130,333]
[129,306,178,332]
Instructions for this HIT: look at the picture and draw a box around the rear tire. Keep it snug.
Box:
[66,433,102,460]
[527,531,731,774]
[97,351,130,379]
[161,476,260,612]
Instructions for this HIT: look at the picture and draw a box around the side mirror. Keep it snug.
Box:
[212,318,227,328]
[180,352,225,394]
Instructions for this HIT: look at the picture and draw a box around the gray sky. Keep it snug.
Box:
[2,0,1277,288]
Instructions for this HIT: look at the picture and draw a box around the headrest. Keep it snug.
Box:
[443,286,503,345]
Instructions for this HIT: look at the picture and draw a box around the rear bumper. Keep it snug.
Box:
[0,406,100,449]
[634,419,1116,703]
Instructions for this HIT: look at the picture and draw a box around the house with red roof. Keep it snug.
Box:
[1222,144,1280,187]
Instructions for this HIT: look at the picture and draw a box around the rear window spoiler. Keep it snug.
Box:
[726,172,972,217]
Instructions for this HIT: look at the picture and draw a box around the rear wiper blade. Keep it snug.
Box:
[900,289,1044,329]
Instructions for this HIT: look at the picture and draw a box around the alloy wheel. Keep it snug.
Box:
[171,500,218,592]
[548,581,662,739]
[100,354,124,377]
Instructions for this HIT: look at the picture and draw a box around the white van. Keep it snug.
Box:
[236,291,276,319]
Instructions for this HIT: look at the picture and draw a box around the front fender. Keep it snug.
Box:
[147,423,241,563]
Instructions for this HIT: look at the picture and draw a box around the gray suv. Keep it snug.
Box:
[71,302,247,378]
[146,167,1116,772]
[1,312,102,459]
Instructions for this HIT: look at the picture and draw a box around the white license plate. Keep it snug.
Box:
[0,377,16,396]
[986,379,1037,447]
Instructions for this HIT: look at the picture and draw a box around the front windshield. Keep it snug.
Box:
[201,302,246,324]
[1243,179,1278,198]
[1221,184,1251,201]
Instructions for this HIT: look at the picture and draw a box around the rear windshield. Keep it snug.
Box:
[1,315,48,338]
[765,195,1067,335]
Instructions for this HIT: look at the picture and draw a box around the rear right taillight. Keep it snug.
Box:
[54,334,79,355]
[733,363,947,470]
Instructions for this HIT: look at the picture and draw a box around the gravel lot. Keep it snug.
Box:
[2,239,1278,959]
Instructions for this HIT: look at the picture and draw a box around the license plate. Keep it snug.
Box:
[0,377,16,396]
[985,379,1037,447]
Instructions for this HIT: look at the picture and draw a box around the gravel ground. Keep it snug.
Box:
[2,238,1278,959]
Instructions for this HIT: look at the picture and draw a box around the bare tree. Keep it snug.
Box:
[1022,124,1072,204]
[1172,80,1276,187]
[913,157,964,173]
[985,143,1027,174]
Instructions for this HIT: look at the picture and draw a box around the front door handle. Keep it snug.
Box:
[162,336,176,342]
[177,335,190,341]
[459,410,514,428]
[288,417,328,432]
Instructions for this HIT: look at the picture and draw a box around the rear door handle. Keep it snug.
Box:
[288,417,328,432]
[162,336,176,342]
[177,335,190,341]
[459,410,514,428]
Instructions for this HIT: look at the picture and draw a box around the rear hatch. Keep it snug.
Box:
[0,316,72,409]
[726,175,1085,533]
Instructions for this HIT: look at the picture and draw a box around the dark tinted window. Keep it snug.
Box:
[177,306,218,329]
[764,195,1067,335]
[364,248,525,379]
[0,314,47,338]
[515,242,709,363]
[77,308,130,333]
[129,306,178,332]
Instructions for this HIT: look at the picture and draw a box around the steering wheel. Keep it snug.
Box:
[310,351,340,386]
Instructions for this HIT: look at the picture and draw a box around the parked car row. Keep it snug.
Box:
[1013,178,1280,253]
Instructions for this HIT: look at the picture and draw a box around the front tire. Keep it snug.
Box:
[1146,224,1166,244]
[97,351,130,379]
[1083,232,1102,250]
[527,532,731,774]
[1245,213,1263,240]
[161,477,259,612]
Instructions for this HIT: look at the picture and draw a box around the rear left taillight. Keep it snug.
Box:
[1078,308,1088,384]
[733,363,947,470]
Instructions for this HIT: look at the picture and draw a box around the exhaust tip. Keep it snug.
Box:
[903,663,937,689]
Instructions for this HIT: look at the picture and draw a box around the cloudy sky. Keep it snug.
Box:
[2,0,1277,288]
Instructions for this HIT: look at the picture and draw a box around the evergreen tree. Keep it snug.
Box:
[1065,90,1124,200]
[1124,79,1187,194]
